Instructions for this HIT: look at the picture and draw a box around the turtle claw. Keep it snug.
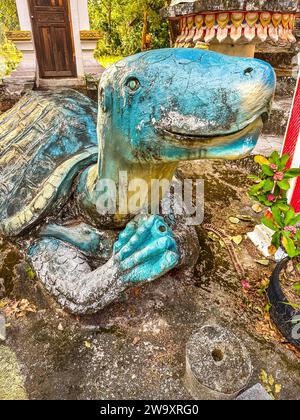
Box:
[114,215,179,284]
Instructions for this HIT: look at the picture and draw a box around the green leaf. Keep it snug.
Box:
[247,175,262,181]
[269,151,280,164]
[279,154,290,169]
[262,164,274,176]
[249,181,265,195]
[278,180,290,191]
[262,216,278,232]
[264,200,273,207]
[284,208,295,225]
[284,168,300,179]
[263,178,275,192]
[277,203,290,212]
[290,213,300,226]
[271,232,281,249]
[294,284,300,294]
[272,206,284,227]
[282,236,297,258]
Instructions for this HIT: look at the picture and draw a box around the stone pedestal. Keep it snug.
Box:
[185,325,253,400]
[210,43,256,58]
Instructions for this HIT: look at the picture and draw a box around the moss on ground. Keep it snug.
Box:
[0,345,27,400]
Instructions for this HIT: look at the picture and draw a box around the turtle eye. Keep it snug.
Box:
[126,78,140,92]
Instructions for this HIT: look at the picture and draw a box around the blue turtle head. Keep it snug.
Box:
[98,48,275,163]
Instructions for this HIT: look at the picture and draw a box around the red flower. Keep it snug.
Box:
[267,194,275,202]
[241,280,251,290]
[274,172,284,181]
[284,226,297,235]
[270,164,277,170]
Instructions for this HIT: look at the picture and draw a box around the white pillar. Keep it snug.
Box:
[74,0,103,76]
[16,0,32,31]
[13,0,37,76]
[69,0,85,78]
[78,0,90,30]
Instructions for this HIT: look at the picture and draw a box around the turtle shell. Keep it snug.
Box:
[0,89,98,237]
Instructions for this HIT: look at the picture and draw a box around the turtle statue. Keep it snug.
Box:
[0,49,275,314]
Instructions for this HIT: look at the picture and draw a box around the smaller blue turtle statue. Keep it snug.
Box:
[0,49,275,314]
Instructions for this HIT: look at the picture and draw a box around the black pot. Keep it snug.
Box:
[267,258,300,350]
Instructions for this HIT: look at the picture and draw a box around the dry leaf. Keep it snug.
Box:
[232,235,243,245]
[229,217,240,225]
[252,204,263,213]
[236,215,255,222]
[268,245,277,256]
[84,341,92,349]
[133,337,140,345]
[274,384,282,394]
[2,299,37,318]
[207,232,219,242]
[260,369,268,384]
[268,375,275,386]
[255,259,270,266]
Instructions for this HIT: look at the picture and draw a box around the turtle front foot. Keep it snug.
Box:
[114,215,180,284]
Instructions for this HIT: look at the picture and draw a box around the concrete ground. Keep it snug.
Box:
[0,153,299,400]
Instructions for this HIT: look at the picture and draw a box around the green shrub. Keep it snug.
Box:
[0,0,21,78]
[248,152,300,265]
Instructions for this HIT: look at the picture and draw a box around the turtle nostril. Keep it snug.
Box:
[244,67,254,75]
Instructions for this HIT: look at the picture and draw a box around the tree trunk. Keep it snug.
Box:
[141,9,148,51]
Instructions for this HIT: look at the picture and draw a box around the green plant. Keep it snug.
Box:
[0,1,21,78]
[88,0,169,58]
[248,151,300,267]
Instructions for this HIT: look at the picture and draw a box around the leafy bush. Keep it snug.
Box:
[0,0,21,78]
[88,0,169,61]
[248,151,300,267]
[0,0,19,31]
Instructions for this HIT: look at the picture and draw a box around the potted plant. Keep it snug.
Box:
[248,152,300,349]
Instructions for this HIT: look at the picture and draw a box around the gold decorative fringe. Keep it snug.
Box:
[174,12,297,47]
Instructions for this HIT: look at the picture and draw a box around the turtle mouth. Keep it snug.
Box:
[157,116,265,148]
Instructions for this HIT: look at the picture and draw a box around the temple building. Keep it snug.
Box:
[4,0,102,92]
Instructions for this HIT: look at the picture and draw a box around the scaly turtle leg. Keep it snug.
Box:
[28,215,179,314]
[40,223,116,259]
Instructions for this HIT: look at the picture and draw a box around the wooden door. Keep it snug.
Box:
[29,0,77,78]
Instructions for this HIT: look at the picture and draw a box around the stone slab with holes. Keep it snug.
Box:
[184,325,253,400]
